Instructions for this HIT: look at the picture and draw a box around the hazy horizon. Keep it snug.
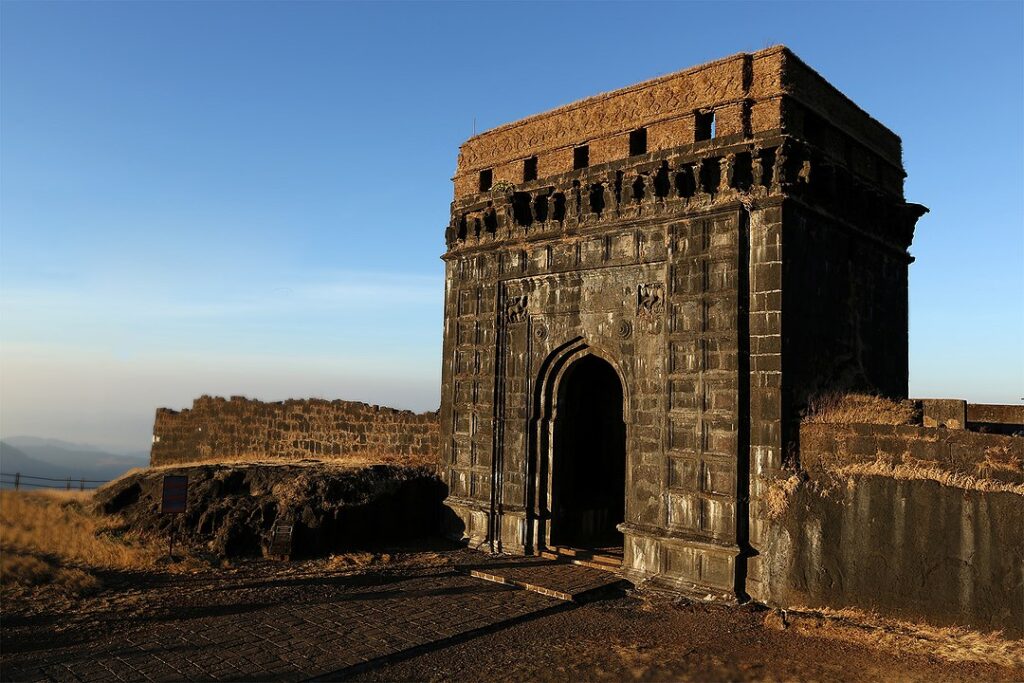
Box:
[2,1,1022,453]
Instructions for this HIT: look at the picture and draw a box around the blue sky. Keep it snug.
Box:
[1,1,1021,450]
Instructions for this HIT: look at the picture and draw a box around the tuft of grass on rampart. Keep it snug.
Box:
[803,393,918,426]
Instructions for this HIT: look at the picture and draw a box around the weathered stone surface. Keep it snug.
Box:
[753,421,1024,634]
[452,47,903,199]
[920,398,967,429]
[151,395,439,466]
[439,45,926,600]
[967,403,1024,431]
[758,475,1024,636]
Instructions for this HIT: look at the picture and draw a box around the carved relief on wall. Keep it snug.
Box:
[637,283,665,318]
[505,295,529,324]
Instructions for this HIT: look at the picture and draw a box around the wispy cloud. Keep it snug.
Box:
[0,268,445,449]
[1,269,442,321]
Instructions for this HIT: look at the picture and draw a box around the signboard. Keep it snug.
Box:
[160,475,188,514]
[269,523,294,558]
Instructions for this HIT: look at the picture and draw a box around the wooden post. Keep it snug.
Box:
[79,478,85,492]
[14,473,19,491]
[66,477,71,491]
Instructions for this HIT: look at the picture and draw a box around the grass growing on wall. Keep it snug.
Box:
[829,458,1024,495]
[147,450,440,471]
[803,393,918,426]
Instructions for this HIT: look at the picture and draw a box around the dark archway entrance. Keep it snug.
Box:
[550,354,626,550]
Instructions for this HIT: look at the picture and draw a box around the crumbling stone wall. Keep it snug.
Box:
[760,421,1024,635]
[151,396,439,467]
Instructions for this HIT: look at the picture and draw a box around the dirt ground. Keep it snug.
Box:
[2,546,1021,682]
[351,589,1022,683]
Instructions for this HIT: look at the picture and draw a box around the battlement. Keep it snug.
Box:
[453,46,903,200]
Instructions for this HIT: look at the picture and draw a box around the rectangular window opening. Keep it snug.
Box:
[479,169,493,192]
[695,111,715,142]
[573,145,590,170]
[523,156,538,182]
[804,110,823,145]
[629,127,648,156]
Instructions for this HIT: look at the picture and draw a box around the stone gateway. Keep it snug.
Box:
[438,46,927,601]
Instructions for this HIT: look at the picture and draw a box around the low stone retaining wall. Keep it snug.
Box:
[151,396,439,466]
[759,422,1023,636]
[799,422,1024,488]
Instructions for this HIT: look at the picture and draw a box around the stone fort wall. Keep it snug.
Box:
[151,396,440,467]
[762,416,1024,636]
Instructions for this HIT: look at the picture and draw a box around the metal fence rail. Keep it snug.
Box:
[0,472,110,491]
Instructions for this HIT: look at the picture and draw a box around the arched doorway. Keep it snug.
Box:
[549,354,626,550]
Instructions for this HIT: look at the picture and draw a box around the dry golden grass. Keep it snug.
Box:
[775,605,1024,668]
[977,446,1024,478]
[322,551,392,570]
[0,553,100,594]
[763,474,802,520]
[147,451,439,472]
[0,490,164,594]
[832,458,1024,496]
[804,393,918,426]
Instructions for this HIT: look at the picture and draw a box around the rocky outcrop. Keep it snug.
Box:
[95,463,445,558]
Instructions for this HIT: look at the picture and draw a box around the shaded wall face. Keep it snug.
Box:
[782,201,910,415]
[766,478,1022,636]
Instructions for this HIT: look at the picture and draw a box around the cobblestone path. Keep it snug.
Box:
[2,563,567,682]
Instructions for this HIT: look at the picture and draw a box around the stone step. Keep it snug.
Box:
[540,546,623,571]
[462,559,627,602]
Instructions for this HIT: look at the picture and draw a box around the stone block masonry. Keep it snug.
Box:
[439,45,927,601]
[800,421,1024,488]
[151,395,439,466]
[759,420,1024,636]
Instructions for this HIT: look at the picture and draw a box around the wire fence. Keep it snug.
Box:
[0,472,110,491]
